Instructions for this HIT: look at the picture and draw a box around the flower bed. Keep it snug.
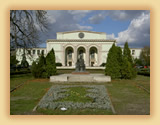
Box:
[37,85,112,110]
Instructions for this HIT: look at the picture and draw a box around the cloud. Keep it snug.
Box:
[116,12,150,47]
[88,10,150,24]
[106,33,115,40]
[68,10,92,21]
[39,10,93,44]
[89,13,106,24]
[39,10,150,48]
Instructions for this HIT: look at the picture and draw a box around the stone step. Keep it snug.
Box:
[68,75,94,82]
[50,74,111,83]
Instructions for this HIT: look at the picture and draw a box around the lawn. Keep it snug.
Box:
[10,73,150,115]
[10,73,34,91]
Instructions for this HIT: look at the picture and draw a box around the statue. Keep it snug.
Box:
[75,55,86,72]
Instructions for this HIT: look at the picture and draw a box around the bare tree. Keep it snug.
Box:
[10,10,49,51]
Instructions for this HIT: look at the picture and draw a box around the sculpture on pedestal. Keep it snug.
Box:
[75,55,86,72]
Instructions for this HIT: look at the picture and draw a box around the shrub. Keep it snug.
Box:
[37,53,47,78]
[21,54,29,68]
[138,71,150,76]
[100,63,106,67]
[56,62,62,66]
[105,44,122,79]
[122,42,137,79]
[31,53,47,78]
[46,48,57,77]
[31,61,39,78]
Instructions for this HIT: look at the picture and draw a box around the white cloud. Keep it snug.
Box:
[106,33,115,39]
[116,12,150,47]
[89,13,106,24]
[88,10,150,24]
[40,10,93,41]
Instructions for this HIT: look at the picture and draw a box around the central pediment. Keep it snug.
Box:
[56,30,107,40]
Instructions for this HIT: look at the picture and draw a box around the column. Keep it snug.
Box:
[86,47,89,67]
[74,47,77,67]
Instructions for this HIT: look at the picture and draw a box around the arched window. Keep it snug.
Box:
[68,49,72,59]
[90,50,95,59]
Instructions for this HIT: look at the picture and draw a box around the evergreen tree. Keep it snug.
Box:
[121,57,133,79]
[123,42,134,65]
[46,48,57,77]
[37,52,47,78]
[31,61,38,78]
[21,54,29,68]
[140,46,150,66]
[122,42,137,79]
[105,43,122,79]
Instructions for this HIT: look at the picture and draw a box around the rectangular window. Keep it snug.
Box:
[37,50,40,55]
[132,50,135,55]
[33,50,35,54]
[42,50,44,54]
[28,50,31,54]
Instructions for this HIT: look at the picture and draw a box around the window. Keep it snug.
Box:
[37,50,40,55]
[91,50,95,59]
[28,50,31,54]
[68,50,72,59]
[42,50,44,54]
[33,50,35,54]
[132,50,135,55]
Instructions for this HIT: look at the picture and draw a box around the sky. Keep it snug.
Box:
[39,10,150,48]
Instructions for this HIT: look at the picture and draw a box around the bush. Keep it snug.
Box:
[46,48,57,77]
[100,63,106,67]
[56,62,62,66]
[105,44,122,79]
[31,61,39,78]
[138,71,150,76]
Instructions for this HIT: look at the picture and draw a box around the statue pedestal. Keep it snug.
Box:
[50,74,111,83]
[71,71,90,75]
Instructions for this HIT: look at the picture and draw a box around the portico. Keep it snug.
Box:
[46,30,116,67]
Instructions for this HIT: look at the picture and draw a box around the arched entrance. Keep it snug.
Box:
[65,47,74,66]
[77,47,86,63]
[89,47,98,67]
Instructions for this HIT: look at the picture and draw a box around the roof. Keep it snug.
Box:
[57,30,106,34]
[46,39,116,42]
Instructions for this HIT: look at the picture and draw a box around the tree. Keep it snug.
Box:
[36,52,47,78]
[140,46,150,66]
[10,54,19,66]
[31,61,38,78]
[123,42,134,66]
[21,54,29,68]
[105,43,122,79]
[122,42,137,79]
[121,57,133,79]
[46,48,57,77]
[10,10,49,50]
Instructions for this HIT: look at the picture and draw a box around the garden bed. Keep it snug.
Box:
[36,85,113,112]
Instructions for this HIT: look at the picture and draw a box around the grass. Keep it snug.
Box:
[10,79,52,115]
[10,73,34,91]
[10,72,150,115]
[106,77,150,115]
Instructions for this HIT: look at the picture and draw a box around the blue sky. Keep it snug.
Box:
[39,10,150,48]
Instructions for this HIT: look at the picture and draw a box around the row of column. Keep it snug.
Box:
[64,46,98,67]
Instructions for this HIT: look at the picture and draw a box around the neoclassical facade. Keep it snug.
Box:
[16,30,142,67]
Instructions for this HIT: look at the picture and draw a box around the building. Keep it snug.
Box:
[16,30,142,67]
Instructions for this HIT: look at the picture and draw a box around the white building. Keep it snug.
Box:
[16,30,142,67]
